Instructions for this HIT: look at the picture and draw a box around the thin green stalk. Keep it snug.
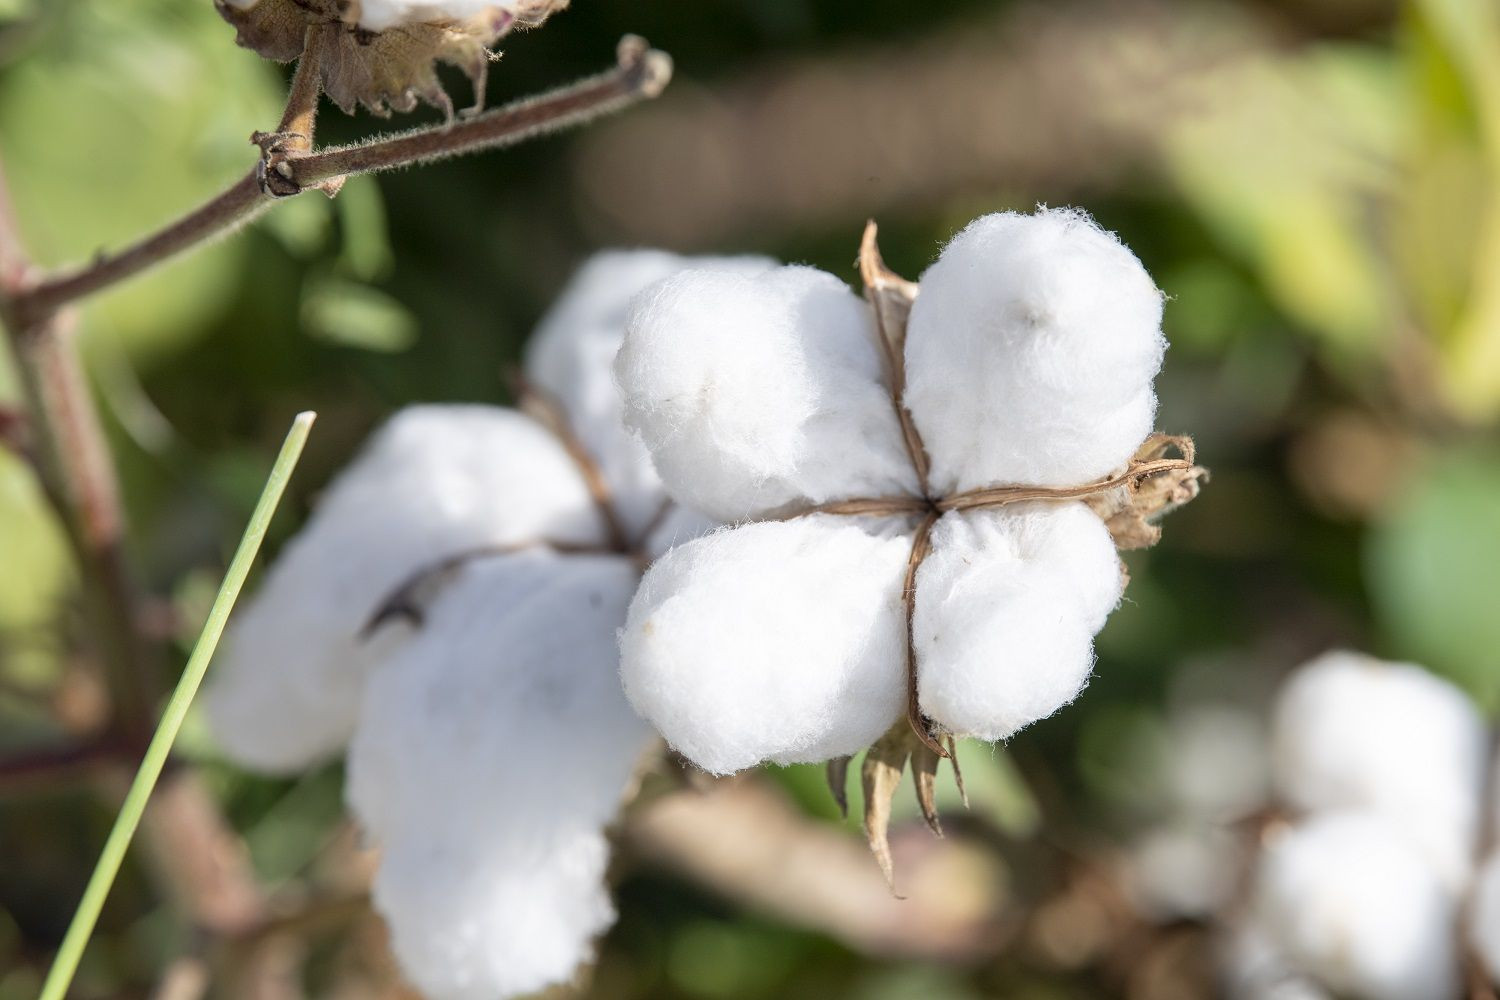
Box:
[37,411,317,1000]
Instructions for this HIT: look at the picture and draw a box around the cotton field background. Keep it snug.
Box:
[2,0,1499,998]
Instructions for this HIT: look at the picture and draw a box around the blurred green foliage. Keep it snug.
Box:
[3,0,1500,996]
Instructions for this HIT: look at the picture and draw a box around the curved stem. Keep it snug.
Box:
[8,36,672,324]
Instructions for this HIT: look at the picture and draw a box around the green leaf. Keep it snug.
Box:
[1366,446,1500,708]
[300,276,419,353]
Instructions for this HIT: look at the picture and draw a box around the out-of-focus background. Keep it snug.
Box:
[2,0,1498,996]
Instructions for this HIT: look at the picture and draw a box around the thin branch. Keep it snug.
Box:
[7,36,672,324]
[0,737,126,793]
[287,35,671,188]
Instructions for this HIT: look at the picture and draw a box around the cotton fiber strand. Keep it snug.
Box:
[905,208,1166,495]
[1251,811,1459,1000]
[202,405,600,773]
[617,265,918,523]
[1270,651,1485,884]
[347,552,650,1000]
[619,516,910,774]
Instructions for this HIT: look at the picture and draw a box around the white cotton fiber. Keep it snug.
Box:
[1127,822,1240,921]
[1252,812,1459,1000]
[355,0,536,31]
[1470,854,1500,985]
[202,405,602,774]
[525,250,773,537]
[617,265,918,522]
[619,515,910,774]
[1270,651,1485,885]
[904,208,1166,495]
[346,552,648,1000]
[913,503,1122,741]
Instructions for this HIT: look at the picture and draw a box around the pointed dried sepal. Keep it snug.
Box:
[944,735,969,809]
[826,756,852,820]
[1083,434,1206,551]
[215,0,568,117]
[910,742,944,838]
[860,727,911,893]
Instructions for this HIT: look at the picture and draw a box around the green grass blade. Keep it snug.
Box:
[38,411,317,1000]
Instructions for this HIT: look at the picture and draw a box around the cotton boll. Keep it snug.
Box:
[526,251,773,536]
[620,515,910,774]
[1252,812,1459,1000]
[1270,651,1485,885]
[617,265,918,522]
[375,828,613,1000]
[640,503,719,561]
[203,405,602,774]
[1221,921,1334,1000]
[347,552,648,1000]
[905,208,1166,495]
[1470,854,1500,984]
[914,504,1122,741]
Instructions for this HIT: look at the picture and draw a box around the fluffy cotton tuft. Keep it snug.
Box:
[1252,811,1459,1000]
[905,208,1165,495]
[619,516,910,774]
[617,265,918,522]
[913,503,1122,740]
[1270,651,1485,885]
[202,405,601,774]
[526,250,772,535]
[347,553,648,1000]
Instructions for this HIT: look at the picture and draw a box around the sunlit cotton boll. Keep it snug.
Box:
[347,552,648,1000]
[526,250,773,535]
[904,207,1165,496]
[1270,651,1485,885]
[1252,812,1459,1000]
[619,515,910,774]
[616,264,918,522]
[202,405,601,774]
[913,503,1122,741]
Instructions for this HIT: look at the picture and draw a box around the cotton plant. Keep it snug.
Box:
[202,250,764,1000]
[614,208,1205,875]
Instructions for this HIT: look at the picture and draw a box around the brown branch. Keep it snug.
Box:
[287,36,672,189]
[0,737,126,793]
[6,36,673,325]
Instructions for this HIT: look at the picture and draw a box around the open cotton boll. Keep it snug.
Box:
[620,515,910,774]
[202,405,602,774]
[905,208,1166,495]
[1470,855,1500,985]
[1270,651,1485,885]
[526,250,772,535]
[346,553,647,999]
[913,504,1121,741]
[1221,921,1334,1000]
[1252,812,1459,1000]
[617,265,918,522]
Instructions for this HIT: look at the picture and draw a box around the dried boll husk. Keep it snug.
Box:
[214,0,567,116]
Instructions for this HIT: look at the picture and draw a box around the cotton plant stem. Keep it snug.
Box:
[37,412,315,1000]
[8,36,672,325]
